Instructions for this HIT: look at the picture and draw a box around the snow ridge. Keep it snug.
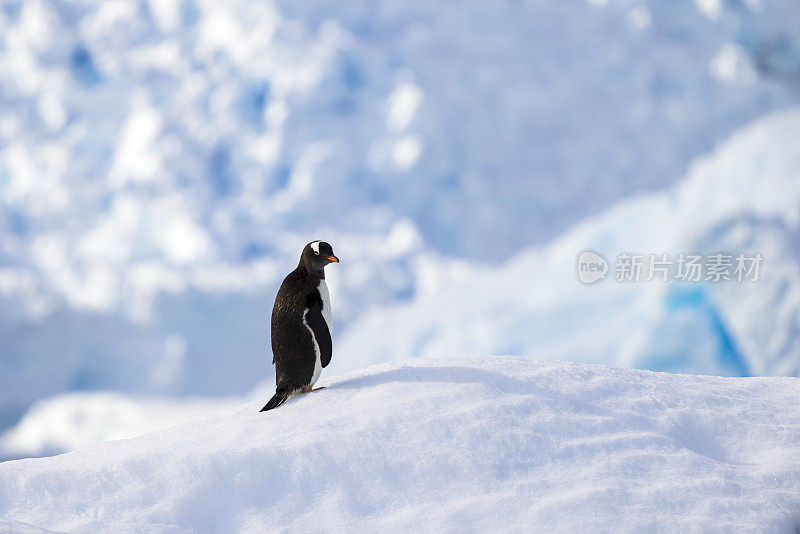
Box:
[1,357,798,532]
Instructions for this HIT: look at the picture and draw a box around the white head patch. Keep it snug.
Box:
[310,241,321,255]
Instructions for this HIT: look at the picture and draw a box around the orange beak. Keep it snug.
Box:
[325,255,339,263]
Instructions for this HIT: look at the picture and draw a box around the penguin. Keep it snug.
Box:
[260,241,339,411]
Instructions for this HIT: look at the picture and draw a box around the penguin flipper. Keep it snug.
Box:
[260,388,291,411]
[305,299,333,368]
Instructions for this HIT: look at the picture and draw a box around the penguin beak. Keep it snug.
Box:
[325,255,339,263]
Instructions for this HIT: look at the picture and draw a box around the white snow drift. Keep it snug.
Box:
[1,357,798,532]
[0,392,240,461]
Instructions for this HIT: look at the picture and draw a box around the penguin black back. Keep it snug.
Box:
[261,241,338,411]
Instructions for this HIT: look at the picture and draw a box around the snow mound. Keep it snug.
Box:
[0,392,239,461]
[1,357,799,532]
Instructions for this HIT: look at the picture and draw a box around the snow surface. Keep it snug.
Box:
[0,357,799,532]
[0,392,240,462]
[4,0,800,431]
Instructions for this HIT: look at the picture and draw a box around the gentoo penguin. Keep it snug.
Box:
[260,241,339,411]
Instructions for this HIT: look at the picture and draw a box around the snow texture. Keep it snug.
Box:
[0,357,799,532]
[0,392,240,461]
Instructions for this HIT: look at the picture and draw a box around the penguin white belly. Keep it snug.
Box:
[302,309,323,387]
[318,279,332,333]
[310,346,322,387]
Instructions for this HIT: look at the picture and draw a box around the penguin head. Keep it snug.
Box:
[300,240,339,275]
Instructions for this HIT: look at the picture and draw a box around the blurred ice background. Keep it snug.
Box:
[2,0,800,459]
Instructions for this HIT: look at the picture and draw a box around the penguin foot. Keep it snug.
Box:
[300,385,326,393]
[311,386,326,392]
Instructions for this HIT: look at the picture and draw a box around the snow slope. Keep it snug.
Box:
[0,392,240,461]
[1,357,799,533]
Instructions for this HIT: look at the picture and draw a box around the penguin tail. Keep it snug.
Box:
[260,387,291,412]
